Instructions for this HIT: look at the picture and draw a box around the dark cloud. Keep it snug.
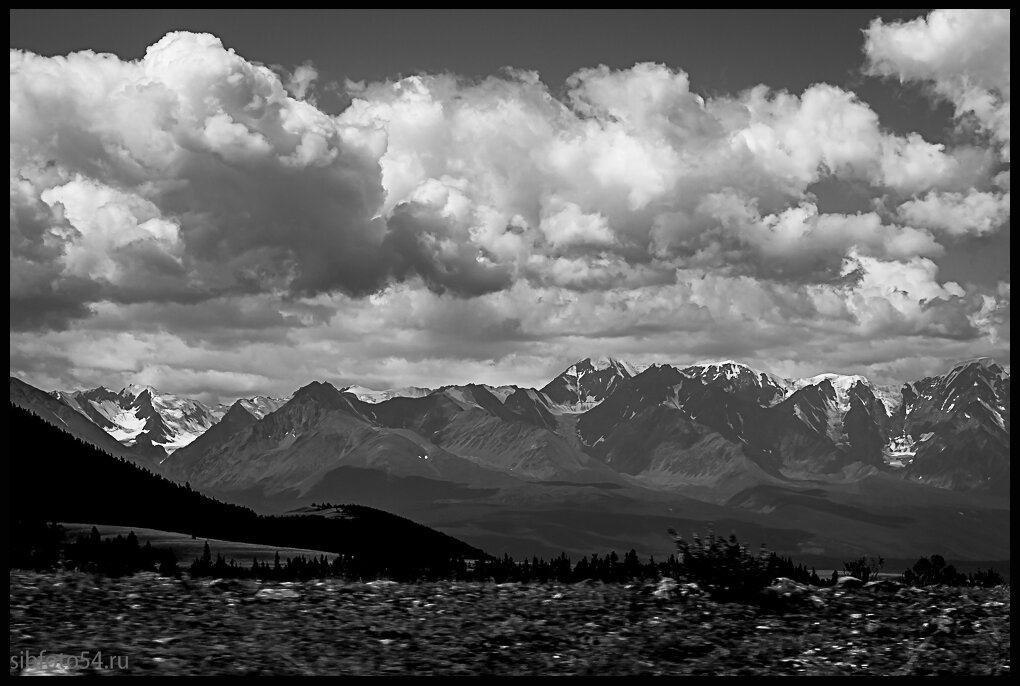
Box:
[385,203,513,296]
[10,287,98,332]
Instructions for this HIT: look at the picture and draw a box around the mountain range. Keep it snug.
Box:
[9,356,1010,562]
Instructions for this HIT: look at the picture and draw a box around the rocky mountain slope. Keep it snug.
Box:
[14,357,1010,501]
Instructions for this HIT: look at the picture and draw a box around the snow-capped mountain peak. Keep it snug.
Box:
[793,373,870,414]
[483,385,519,403]
[121,383,161,398]
[893,358,1010,491]
[683,360,754,378]
[943,357,1009,387]
[540,357,637,411]
[235,395,289,419]
[341,385,433,404]
[585,355,639,377]
[680,360,789,407]
[54,384,221,455]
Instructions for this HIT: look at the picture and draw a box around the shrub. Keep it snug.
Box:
[967,568,1005,587]
[668,524,772,602]
[902,555,1007,587]
[843,555,884,582]
[902,555,965,586]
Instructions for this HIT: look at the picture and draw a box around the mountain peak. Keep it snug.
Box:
[953,357,1008,376]
[683,360,757,375]
[292,380,346,405]
[795,372,870,390]
[121,383,160,398]
[223,399,257,420]
[680,360,789,406]
[575,356,637,376]
[233,395,289,419]
[341,384,433,404]
[541,356,637,410]
[937,358,1010,389]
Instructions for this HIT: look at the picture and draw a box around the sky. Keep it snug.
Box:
[9,9,1011,403]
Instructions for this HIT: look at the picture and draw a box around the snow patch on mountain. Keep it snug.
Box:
[884,434,916,468]
[872,384,903,416]
[107,406,149,444]
[793,374,871,416]
[483,385,519,403]
[680,360,790,407]
[236,395,289,418]
[121,383,161,399]
[540,357,637,412]
[587,355,639,377]
[54,385,221,454]
[139,388,222,451]
[684,360,758,381]
[342,385,433,403]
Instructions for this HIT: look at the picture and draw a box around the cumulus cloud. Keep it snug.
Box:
[865,10,1011,242]
[11,32,391,324]
[898,189,1011,237]
[8,25,1010,398]
[11,34,994,314]
[285,62,319,101]
[865,9,1011,161]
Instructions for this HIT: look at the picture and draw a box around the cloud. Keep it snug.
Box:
[688,194,944,282]
[539,199,617,248]
[11,261,1007,403]
[40,176,185,284]
[8,26,1010,398]
[897,189,1011,237]
[12,35,993,320]
[11,32,391,329]
[285,62,319,101]
[865,9,1011,161]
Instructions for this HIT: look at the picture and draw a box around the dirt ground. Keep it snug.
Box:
[8,571,1010,676]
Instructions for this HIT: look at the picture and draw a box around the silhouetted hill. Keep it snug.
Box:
[9,404,488,572]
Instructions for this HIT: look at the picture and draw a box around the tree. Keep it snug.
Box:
[158,549,179,577]
[843,556,884,583]
[902,554,967,586]
[668,525,772,602]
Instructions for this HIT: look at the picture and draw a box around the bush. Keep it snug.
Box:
[668,524,772,602]
[967,568,1005,587]
[843,556,884,582]
[902,555,965,586]
[902,555,1007,587]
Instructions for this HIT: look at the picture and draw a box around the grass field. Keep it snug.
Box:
[59,523,335,565]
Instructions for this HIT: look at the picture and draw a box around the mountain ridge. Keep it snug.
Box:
[15,356,1009,497]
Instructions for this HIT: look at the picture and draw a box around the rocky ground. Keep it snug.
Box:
[9,571,1010,676]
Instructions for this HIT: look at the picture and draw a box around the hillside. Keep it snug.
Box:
[9,404,487,569]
